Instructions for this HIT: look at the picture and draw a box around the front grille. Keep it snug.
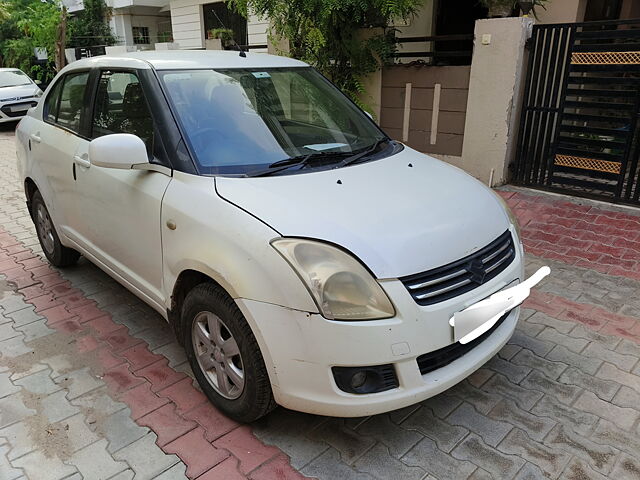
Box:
[417,310,511,376]
[1,101,38,118]
[400,230,516,306]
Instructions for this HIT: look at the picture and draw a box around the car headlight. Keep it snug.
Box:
[271,238,395,321]
[34,90,42,98]
[495,192,522,240]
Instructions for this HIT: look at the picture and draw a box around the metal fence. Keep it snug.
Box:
[514,18,640,205]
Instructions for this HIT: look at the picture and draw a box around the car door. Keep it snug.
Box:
[72,69,172,311]
[30,71,91,237]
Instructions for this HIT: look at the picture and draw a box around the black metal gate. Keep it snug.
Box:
[514,18,640,205]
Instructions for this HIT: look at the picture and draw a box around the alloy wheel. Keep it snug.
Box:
[35,203,55,255]
[192,311,245,399]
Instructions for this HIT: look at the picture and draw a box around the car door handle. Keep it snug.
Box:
[29,133,41,143]
[73,155,91,169]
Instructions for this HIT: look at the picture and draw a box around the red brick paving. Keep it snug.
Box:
[0,226,308,479]
[499,190,640,281]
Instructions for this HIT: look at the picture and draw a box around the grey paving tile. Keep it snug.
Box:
[152,462,188,480]
[355,415,421,458]
[560,458,609,480]
[488,400,555,442]
[12,449,77,480]
[447,402,512,447]
[547,345,603,376]
[113,433,180,479]
[591,419,640,458]
[0,421,34,460]
[532,395,599,436]
[583,342,638,372]
[452,433,525,479]
[559,366,621,402]
[401,405,469,453]
[353,443,425,480]
[512,348,568,379]
[537,327,588,354]
[54,367,103,400]
[402,437,476,480]
[522,369,583,405]
[0,372,20,399]
[15,318,55,342]
[611,385,640,411]
[0,444,23,480]
[545,425,618,475]
[69,438,129,480]
[309,419,376,464]
[481,374,543,411]
[13,368,61,395]
[0,393,36,429]
[41,390,80,424]
[302,448,376,480]
[498,429,571,478]
[95,408,149,453]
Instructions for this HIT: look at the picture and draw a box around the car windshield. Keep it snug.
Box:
[159,67,389,175]
[0,70,32,88]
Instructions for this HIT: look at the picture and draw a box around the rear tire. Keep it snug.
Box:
[182,283,276,423]
[31,191,80,267]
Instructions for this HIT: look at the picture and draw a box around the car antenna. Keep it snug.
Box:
[211,9,246,58]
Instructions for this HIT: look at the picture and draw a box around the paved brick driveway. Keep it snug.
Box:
[1,122,640,480]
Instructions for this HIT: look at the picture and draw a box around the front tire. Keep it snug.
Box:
[182,283,276,422]
[31,191,80,267]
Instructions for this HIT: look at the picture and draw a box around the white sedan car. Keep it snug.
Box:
[0,68,42,123]
[16,51,545,422]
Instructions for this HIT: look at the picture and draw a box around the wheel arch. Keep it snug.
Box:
[24,177,38,217]
[166,266,279,389]
[167,266,238,344]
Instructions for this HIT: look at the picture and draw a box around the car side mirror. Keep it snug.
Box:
[89,133,149,169]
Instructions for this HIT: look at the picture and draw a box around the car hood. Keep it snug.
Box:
[215,147,511,279]
[0,84,40,103]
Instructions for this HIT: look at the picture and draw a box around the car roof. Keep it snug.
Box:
[63,50,309,72]
[0,68,24,72]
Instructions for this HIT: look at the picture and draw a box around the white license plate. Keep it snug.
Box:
[9,104,30,113]
[449,266,550,344]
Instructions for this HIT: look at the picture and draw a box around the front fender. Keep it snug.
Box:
[161,171,318,313]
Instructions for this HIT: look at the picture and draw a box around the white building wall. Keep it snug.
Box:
[247,12,268,52]
[170,0,205,48]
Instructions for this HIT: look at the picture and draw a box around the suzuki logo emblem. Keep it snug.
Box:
[468,259,486,284]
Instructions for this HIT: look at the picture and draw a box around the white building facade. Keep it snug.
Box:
[63,0,268,52]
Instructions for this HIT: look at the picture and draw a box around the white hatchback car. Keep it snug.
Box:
[0,68,42,123]
[16,51,547,422]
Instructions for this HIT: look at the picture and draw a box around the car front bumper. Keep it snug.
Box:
[0,100,38,122]
[236,234,525,417]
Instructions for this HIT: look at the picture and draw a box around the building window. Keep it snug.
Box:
[132,26,150,45]
[203,2,247,46]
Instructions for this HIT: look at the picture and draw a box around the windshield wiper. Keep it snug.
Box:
[330,137,390,169]
[245,150,352,177]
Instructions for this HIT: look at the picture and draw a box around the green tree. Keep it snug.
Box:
[0,0,62,81]
[229,0,422,107]
[69,0,116,47]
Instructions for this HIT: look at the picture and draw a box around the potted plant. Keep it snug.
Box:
[206,28,235,50]
[155,31,178,50]
[479,0,550,18]
[479,0,516,18]
[518,0,550,18]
